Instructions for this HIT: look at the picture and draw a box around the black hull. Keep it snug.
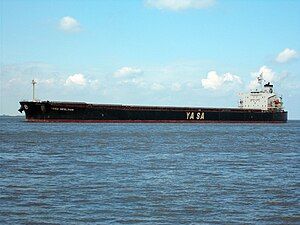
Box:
[19,101,288,123]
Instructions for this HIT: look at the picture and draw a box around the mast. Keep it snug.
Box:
[32,79,37,101]
[257,72,263,91]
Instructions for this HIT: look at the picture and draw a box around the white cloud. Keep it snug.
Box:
[59,16,81,32]
[65,73,86,86]
[253,66,275,82]
[114,67,143,78]
[40,79,55,85]
[118,78,146,88]
[248,66,276,90]
[7,77,23,87]
[151,82,165,91]
[276,48,298,63]
[201,71,241,90]
[146,0,215,11]
[171,82,181,91]
[89,79,100,89]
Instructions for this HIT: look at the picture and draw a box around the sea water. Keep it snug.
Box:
[0,117,299,224]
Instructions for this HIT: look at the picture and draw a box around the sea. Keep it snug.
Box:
[0,116,299,224]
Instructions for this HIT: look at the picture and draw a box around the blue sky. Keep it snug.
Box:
[1,0,300,118]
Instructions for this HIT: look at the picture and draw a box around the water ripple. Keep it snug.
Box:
[0,117,299,224]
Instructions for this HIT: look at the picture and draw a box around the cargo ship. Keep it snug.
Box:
[18,76,287,123]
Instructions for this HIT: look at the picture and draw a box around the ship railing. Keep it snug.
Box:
[20,99,42,102]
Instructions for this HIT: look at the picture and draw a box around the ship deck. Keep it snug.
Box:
[20,100,284,113]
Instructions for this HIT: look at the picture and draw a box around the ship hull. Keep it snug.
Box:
[19,101,288,123]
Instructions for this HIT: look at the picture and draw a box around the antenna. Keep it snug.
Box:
[32,79,37,101]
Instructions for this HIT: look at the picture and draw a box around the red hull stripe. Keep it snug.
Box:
[26,119,286,123]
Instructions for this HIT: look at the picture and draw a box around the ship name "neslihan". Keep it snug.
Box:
[52,107,74,111]
[186,112,205,120]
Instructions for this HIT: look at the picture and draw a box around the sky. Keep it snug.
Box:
[1,0,300,119]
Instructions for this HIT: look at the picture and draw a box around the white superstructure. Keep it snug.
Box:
[239,75,283,111]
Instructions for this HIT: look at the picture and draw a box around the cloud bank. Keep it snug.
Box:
[146,0,215,11]
[114,67,143,78]
[171,82,182,91]
[151,82,165,91]
[276,48,298,63]
[1,61,298,117]
[201,71,241,90]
